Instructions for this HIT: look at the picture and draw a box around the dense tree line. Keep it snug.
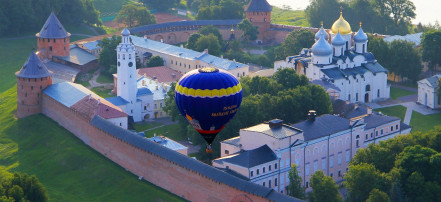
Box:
[0,171,48,202]
[139,0,180,12]
[421,30,441,74]
[345,127,441,201]
[273,29,315,61]
[196,0,244,20]
[367,35,422,82]
[116,3,156,28]
[164,68,332,160]
[305,0,416,35]
[0,0,101,36]
[98,36,122,76]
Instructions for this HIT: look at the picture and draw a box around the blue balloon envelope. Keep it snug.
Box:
[175,67,243,144]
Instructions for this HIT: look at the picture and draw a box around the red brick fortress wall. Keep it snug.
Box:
[16,76,52,118]
[41,94,294,202]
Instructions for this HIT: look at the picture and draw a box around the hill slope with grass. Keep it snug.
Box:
[0,33,181,200]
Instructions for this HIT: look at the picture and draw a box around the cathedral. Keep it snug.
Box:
[274,12,390,103]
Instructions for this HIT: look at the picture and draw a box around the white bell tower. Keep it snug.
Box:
[117,28,137,117]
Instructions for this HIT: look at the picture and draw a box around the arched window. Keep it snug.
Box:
[377,89,380,98]
[356,135,360,147]
[365,85,371,91]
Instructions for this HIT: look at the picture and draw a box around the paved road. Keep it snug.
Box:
[88,68,113,89]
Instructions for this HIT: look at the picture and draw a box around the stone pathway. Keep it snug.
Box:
[403,107,413,124]
[88,68,113,89]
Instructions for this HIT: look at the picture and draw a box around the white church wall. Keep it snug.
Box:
[107,117,128,129]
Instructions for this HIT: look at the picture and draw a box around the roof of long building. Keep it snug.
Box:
[54,45,97,66]
[213,145,278,168]
[37,12,70,39]
[241,122,302,139]
[16,52,52,79]
[129,19,242,34]
[292,114,351,141]
[130,36,247,71]
[89,115,300,201]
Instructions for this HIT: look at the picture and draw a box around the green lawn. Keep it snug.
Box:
[271,7,309,27]
[92,0,130,17]
[0,88,182,201]
[374,105,407,121]
[145,124,186,141]
[390,86,416,100]
[90,87,113,98]
[97,73,114,84]
[133,122,163,132]
[410,111,441,133]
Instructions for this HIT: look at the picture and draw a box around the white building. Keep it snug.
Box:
[106,28,154,122]
[274,13,390,103]
[417,74,441,109]
[213,107,411,194]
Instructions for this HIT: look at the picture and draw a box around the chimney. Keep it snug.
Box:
[180,44,184,48]
[367,106,372,115]
[233,59,236,62]
[171,73,176,78]
[268,119,283,129]
[160,39,164,43]
[89,94,92,100]
[97,99,101,105]
[221,55,223,59]
[308,110,316,121]
[204,49,208,54]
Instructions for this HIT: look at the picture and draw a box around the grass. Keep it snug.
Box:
[92,0,130,17]
[90,87,113,98]
[271,7,309,27]
[133,122,163,132]
[0,88,182,201]
[144,124,186,141]
[97,73,114,84]
[64,24,97,36]
[374,105,407,121]
[410,111,441,133]
[390,86,416,99]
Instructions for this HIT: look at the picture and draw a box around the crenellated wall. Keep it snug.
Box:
[41,93,298,202]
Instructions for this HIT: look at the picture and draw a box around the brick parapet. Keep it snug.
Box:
[41,94,294,201]
[37,36,70,60]
[16,76,52,118]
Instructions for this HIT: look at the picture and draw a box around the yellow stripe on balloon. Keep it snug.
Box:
[176,83,242,98]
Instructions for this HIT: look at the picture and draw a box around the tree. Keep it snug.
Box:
[0,172,48,202]
[237,19,258,42]
[344,163,383,201]
[98,35,121,75]
[305,0,342,28]
[383,0,416,24]
[310,171,342,202]
[186,33,202,50]
[366,188,390,202]
[388,40,422,82]
[139,0,179,11]
[421,30,441,74]
[277,29,315,60]
[389,180,405,202]
[146,56,164,67]
[196,0,244,20]
[116,3,156,28]
[287,164,305,199]
[198,25,223,43]
[195,34,221,56]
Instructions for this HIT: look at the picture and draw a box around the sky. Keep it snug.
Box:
[266,0,441,26]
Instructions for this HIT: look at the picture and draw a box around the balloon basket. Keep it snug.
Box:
[205,148,213,154]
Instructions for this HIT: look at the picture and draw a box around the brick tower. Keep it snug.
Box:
[245,0,272,44]
[36,12,71,60]
[16,52,53,118]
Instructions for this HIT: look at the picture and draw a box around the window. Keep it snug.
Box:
[257,169,259,175]
[365,134,368,139]
[377,89,380,98]
[25,93,27,97]
[154,104,157,109]
[40,85,42,89]
[123,54,125,60]
[263,167,266,173]
[376,131,378,136]
[37,93,39,98]
[305,163,310,176]
[225,150,229,155]
[330,155,334,168]
[129,54,131,59]
[53,39,56,43]
[243,72,245,76]
[275,178,277,186]
[322,158,326,170]
[338,152,342,165]
[356,135,360,147]
[313,160,318,172]
[305,182,309,188]
[275,163,278,169]
[346,150,350,162]
[269,165,272,171]
[120,123,122,126]
[348,94,351,101]
[263,182,265,187]
[31,86,33,90]
[381,129,384,135]
[131,110,133,113]
[144,106,147,110]
[269,180,271,188]
[237,73,239,77]
[330,173,333,177]
[396,124,399,130]
[49,46,52,51]
[371,133,373,138]
[338,170,342,177]
[160,103,163,107]
[251,171,253,177]
[391,126,393,131]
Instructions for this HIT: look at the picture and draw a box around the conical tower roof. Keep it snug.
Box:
[15,52,52,78]
[122,28,131,36]
[37,12,70,39]
[246,0,272,12]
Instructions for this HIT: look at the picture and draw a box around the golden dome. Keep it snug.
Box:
[331,12,352,35]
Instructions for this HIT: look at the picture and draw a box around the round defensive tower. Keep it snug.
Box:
[36,12,71,60]
[245,0,272,44]
[16,52,53,118]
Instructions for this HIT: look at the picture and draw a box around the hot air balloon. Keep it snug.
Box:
[175,67,242,153]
